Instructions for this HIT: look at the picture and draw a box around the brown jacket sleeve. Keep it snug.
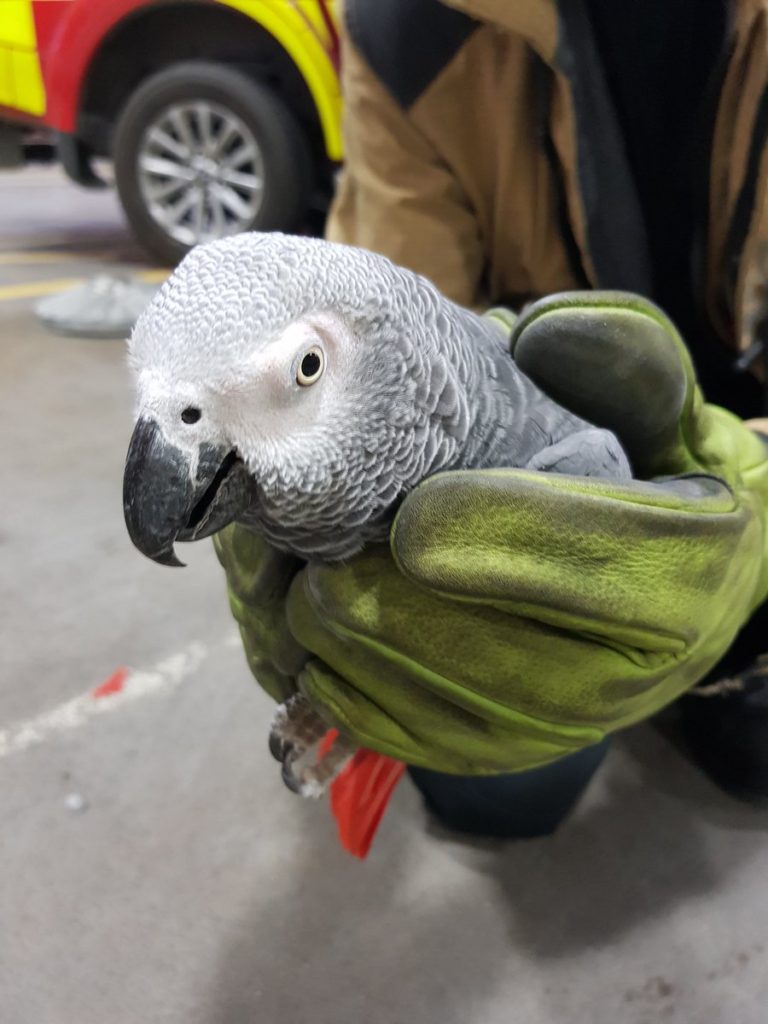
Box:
[325,29,487,308]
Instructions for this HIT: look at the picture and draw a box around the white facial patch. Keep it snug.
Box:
[135,368,231,480]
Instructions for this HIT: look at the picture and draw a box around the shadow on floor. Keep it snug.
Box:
[204,722,768,1023]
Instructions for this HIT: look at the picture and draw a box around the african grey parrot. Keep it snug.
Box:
[123,232,631,794]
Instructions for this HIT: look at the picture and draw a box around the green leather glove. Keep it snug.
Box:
[215,292,768,774]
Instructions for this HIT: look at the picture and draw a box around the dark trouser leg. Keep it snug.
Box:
[679,599,768,801]
[408,738,610,839]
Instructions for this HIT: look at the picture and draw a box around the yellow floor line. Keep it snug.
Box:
[0,252,79,265]
[137,269,170,283]
[0,251,159,266]
[0,269,169,303]
[0,277,86,301]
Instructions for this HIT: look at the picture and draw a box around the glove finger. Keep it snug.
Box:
[392,469,762,650]
[510,292,697,478]
[227,589,307,681]
[244,657,297,705]
[213,525,304,603]
[214,525,309,694]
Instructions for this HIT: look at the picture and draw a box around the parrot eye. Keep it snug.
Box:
[181,407,201,424]
[296,346,325,386]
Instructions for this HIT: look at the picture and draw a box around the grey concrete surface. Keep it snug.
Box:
[1,167,767,1024]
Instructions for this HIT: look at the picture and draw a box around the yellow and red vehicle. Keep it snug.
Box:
[0,0,342,262]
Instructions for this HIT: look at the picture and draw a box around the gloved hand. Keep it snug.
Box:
[215,292,768,774]
[213,529,308,704]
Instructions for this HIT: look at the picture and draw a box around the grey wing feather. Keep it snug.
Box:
[525,428,632,481]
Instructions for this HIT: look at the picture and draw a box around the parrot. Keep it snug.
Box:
[123,231,631,795]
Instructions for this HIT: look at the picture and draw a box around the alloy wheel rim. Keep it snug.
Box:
[137,100,265,247]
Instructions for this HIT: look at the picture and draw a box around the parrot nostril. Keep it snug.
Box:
[181,407,202,425]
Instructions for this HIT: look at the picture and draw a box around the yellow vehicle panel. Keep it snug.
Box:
[220,0,342,160]
[0,0,45,115]
[1,0,340,155]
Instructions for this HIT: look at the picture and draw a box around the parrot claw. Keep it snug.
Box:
[280,743,355,799]
[280,758,303,794]
[269,693,326,759]
[269,694,357,798]
[268,730,292,763]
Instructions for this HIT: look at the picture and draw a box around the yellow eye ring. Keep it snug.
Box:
[297,345,325,386]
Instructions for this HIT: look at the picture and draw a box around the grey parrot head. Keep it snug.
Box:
[124,232,461,565]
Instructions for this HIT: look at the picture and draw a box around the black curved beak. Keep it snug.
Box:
[123,418,255,567]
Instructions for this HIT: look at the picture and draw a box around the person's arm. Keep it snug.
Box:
[326,25,486,308]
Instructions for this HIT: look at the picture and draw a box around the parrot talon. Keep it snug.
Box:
[277,732,357,798]
[280,758,304,794]
[279,757,333,799]
[269,730,291,762]
[270,694,328,751]
[271,694,359,797]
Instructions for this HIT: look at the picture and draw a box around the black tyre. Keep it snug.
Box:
[113,61,312,265]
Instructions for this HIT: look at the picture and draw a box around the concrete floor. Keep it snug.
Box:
[1,166,767,1024]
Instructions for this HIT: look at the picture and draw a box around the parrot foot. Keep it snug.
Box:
[269,693,328,756]
[269,694,356,798]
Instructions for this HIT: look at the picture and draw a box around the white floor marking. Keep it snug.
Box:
[0,639,217,760]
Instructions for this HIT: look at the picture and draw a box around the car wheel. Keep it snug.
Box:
[113,61,312,265]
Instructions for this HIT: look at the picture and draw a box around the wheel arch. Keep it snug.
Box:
[71,1,340,164]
